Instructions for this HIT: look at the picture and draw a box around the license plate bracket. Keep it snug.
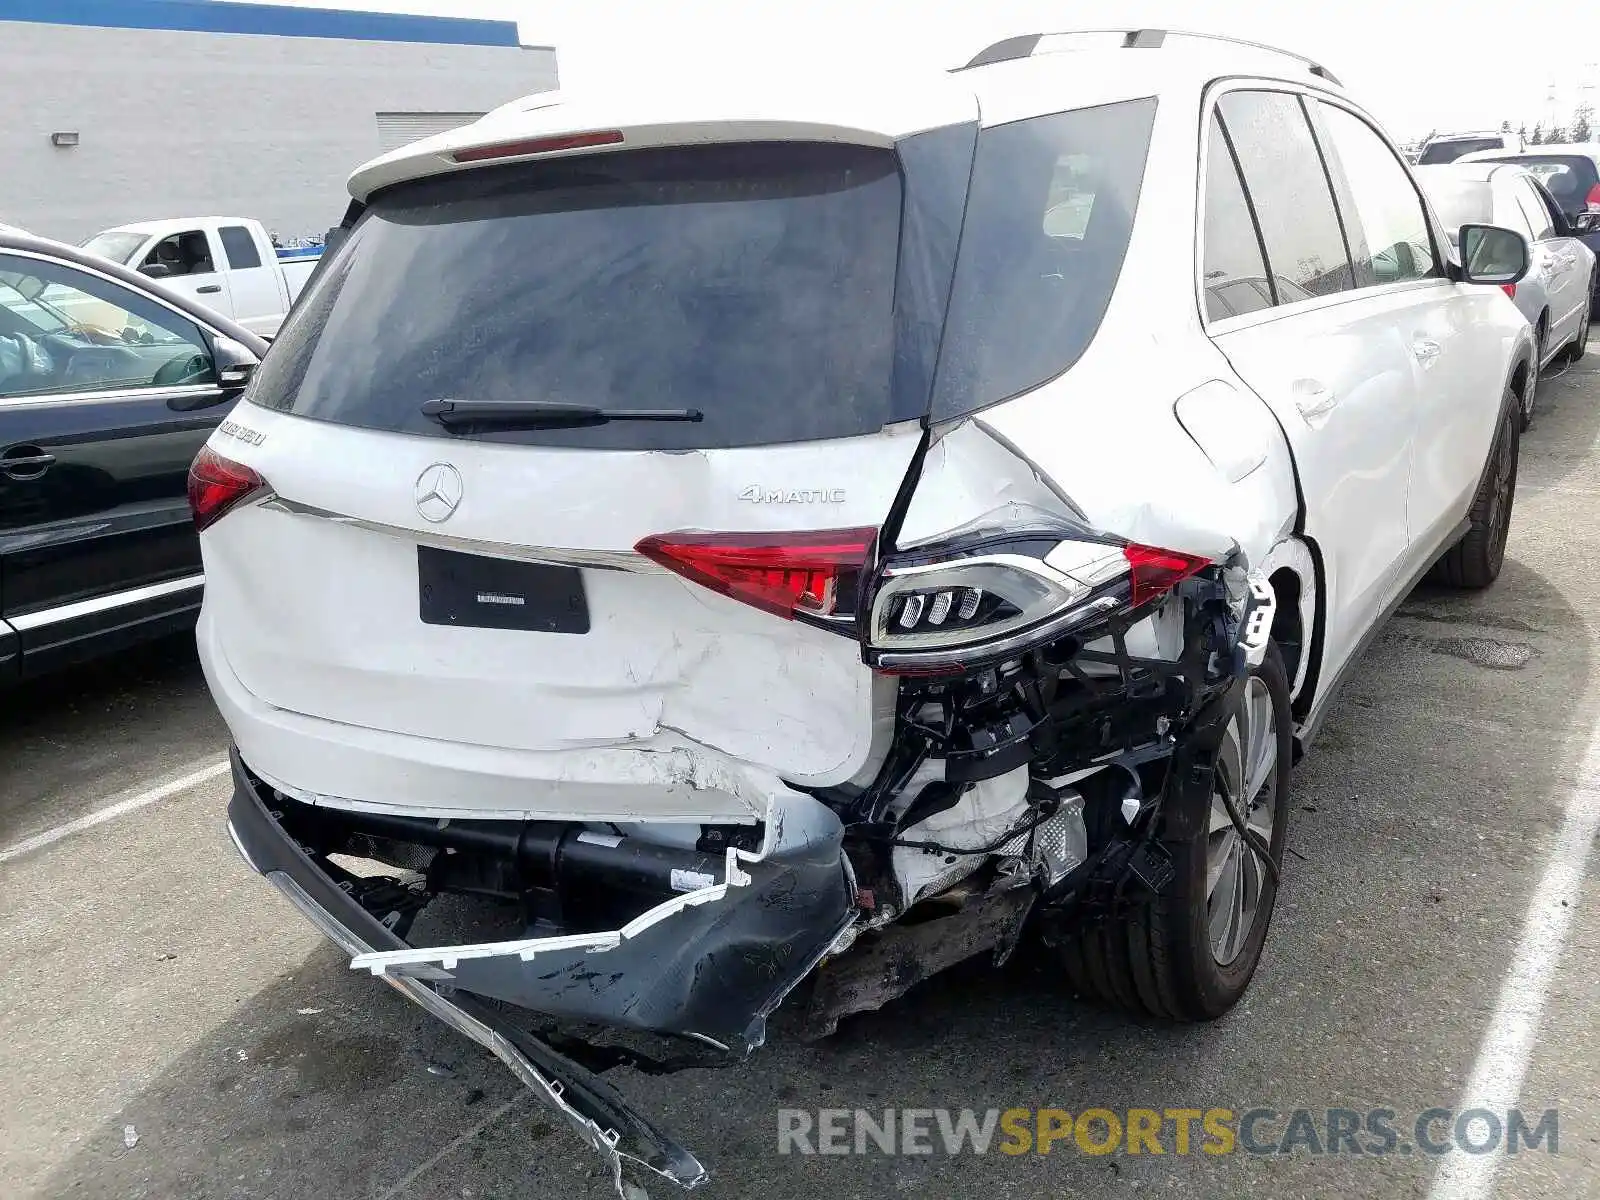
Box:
[418,547,590,634]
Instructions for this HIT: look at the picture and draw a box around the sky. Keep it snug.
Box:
[241,0,1597,144]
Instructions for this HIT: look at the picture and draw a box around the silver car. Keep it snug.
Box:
[1417,162,1595,425]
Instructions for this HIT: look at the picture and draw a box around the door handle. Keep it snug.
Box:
[0,444,56,480]
[1412,338,1442,366]
[1292,378,1338,421]
[196,284,222,294]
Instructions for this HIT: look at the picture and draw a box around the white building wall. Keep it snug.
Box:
[0,22,557,243]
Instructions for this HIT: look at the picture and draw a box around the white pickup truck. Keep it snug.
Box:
[80,216,321,338]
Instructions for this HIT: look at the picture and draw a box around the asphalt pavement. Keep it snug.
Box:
[3,348,1600,1200]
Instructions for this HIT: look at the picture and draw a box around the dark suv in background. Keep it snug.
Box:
[0,229,266,683]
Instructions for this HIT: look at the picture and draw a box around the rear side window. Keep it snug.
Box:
[250,143,902,449]
[1314,103,1439,286]
[1201,114,1274,321]
[219,226,262,270]
[1218,91,1354,300]
[932,98,1156,419]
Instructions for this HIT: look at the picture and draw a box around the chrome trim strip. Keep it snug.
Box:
[8,573,204,631]
[260,496,660,573]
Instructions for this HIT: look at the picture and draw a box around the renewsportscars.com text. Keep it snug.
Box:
[777,1107,1559,1158]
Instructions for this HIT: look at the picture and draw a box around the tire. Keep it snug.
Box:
[1060,642,1293,1022]
[1523,321,1546,430]
[1564,297,1591,363]
[1429,396,1519,589]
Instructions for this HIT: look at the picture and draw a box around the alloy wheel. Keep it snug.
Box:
[1206,675,1278,965]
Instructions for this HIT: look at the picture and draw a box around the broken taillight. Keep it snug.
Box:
[866,531,1215,675]
[1124,543,1211,607]
[188,445,269,532]
[635,528,877,621]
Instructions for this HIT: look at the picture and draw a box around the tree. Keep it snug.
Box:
[1548,126,1568,144]
[1573,103,1594,143]
[1518,123,1528,140]
[1531,123,1545,145]
[1501,119,1513,132]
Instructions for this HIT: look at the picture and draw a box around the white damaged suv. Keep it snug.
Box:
[198,29,1537,1194]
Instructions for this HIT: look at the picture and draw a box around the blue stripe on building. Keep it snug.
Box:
[0,0,522,47]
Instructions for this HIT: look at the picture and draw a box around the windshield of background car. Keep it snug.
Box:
[80,232,149,265]
[931,98,1157,421]
[1419,138,1504,164]
[246,142,904,449]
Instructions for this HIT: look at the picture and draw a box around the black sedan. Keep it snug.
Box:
[0,228,268,682]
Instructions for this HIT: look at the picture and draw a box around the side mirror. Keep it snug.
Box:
[213,335,260,392]
[139,262,173,280]
[1459,224,1529,285]
[1575,211,1600,234]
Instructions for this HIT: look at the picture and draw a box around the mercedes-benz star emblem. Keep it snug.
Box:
[414,463,463,523]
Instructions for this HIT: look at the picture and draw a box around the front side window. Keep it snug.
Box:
[1316,102,1440,287]
[140,230,215,277]
[1218,91,1354,300]
[219,226,263,270]
[0,255,214,398]
[932,97,1157,418]
[1201,113,1274,321]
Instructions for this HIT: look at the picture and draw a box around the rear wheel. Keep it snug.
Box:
[1564,297,1591,363]
[1429,396,1519,589]
[1523,320,1546,429]
[1059,643,1292,1021]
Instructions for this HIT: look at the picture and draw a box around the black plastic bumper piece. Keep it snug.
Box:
[224,749,709,1195]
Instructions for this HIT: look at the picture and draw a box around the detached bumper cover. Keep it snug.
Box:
[225,749,852,1194]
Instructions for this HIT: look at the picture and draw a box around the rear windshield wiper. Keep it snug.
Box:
[420,398,703,429]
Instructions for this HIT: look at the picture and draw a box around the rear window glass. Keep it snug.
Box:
[932,98,1156,420]
[248,143,902,449]
[1422,180,1494,239]
[1419,138,1503,165]
[1493,156,1599,210]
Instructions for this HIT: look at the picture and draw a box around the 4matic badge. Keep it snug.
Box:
[738,485,846,504]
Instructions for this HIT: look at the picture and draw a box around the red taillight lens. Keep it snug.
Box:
[452,130,624,164]
[1585,182,1600,212]
[1124,543,1211,607]
[188,445,268,532]
[1500,283,1518,299]
[635,528,876,620]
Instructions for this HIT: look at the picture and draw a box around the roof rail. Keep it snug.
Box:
[955,28,1341,86]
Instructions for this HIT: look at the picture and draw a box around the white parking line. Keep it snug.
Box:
[1427,749,1600,1200]
[0,759,230,865]
[372,1095,526,1200]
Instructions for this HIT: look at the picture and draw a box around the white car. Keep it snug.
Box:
[80,216,320,339]
[196,29,1537,1193]
[1417,162,1594,424]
